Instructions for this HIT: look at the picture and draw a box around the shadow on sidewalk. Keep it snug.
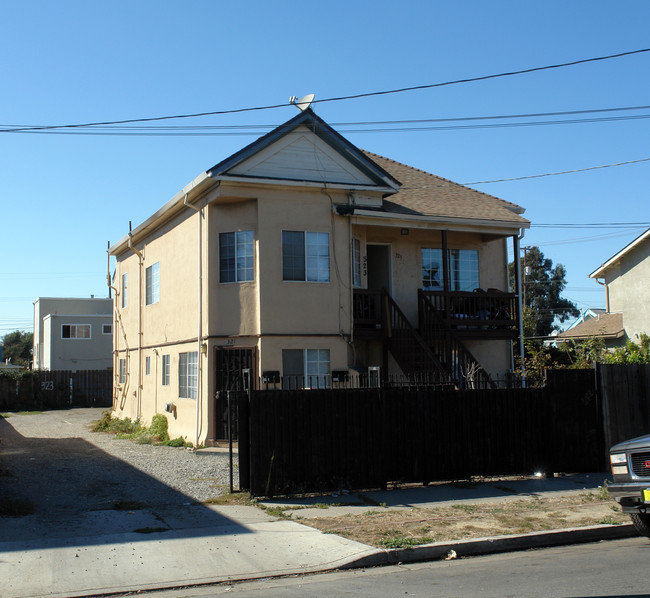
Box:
[0,415,250,551]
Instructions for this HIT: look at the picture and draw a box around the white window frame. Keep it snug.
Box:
[121,272,128,308]
[421,248,480,292]
[219,230,254,283]
[145,262,160,305]
[178,351,198,399]
[352,238,361,288]
[145,356,151,376]
[282,348,330,389]
[282,231,330,282]
[61,324,91,339]
[161,354,170,386]
[118,358,127,384]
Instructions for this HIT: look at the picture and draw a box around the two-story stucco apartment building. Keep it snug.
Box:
[109,109,530,446]
[33,297,113,371]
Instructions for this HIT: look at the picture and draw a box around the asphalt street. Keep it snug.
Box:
[140,537,650,597]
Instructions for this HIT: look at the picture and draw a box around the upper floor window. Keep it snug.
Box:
[422,248,479,292]
[282,231,329,282]
[352,238,361,288]
[145,356,151,375]
[61,324,91,339]
[179,351,198,399]
[145,262,160,305]
[121,273,128,308]
[220,231,254,283]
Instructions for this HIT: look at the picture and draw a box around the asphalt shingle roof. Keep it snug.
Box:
[557,312,624,340]
[363,151,529,226]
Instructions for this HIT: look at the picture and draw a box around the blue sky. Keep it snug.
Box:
[2,1,649,336]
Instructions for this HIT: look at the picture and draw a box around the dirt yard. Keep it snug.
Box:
[275,491,628,548]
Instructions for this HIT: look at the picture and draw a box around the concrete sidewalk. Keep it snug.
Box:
[1,473,639,598]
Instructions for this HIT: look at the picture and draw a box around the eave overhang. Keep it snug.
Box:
[350,208,530,236]
[589,227,650,279]
[109,172,214,257]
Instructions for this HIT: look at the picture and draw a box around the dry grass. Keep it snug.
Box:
[290,493,627,548]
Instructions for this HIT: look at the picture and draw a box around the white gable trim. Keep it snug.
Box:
[226,126,379,186]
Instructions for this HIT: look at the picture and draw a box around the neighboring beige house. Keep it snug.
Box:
[108,109,530,446]
[589,228,650,343]
[33,297,113,371]
[556,311,625,349]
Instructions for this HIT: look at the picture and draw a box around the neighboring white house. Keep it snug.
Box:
[33,297,113,371]
[589,228,650,343]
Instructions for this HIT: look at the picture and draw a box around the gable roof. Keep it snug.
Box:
[590,227,650,279]
[362,152,528,226]
[557,312,624,341]
[110,109,529,255]
[208,109,400,192]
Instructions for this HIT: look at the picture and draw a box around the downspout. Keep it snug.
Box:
[594,278,610,312]
[107,246,130,410]
[128,227,144,420]
[184,193,204,449]
[514,230,526,386]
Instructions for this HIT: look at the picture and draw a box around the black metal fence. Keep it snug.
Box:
[0,370,113,411]
[238,368,603,497]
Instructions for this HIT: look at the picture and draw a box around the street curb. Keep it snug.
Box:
[338,523,639,569]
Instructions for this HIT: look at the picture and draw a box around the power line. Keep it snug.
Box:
[4,107,650,136]
[1,48,648,133]
[463,157,650,185]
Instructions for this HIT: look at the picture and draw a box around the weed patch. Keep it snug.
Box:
[91,411,191,447]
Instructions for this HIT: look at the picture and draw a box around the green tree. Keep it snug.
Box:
[509,246,579,338]
[1,330,33,366]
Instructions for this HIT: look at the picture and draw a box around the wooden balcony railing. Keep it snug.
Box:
[419,289,518,337]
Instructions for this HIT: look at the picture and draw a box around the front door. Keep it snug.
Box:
[366,244,392,293]
[214,347,256,441]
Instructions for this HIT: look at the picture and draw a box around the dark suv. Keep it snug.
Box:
[609,434,650,537]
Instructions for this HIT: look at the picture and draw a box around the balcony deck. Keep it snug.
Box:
[353,289,519,340]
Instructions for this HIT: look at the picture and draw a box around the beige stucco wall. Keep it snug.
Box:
[111,179,518,444]
[605,241,650,341]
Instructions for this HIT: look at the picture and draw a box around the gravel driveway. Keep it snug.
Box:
[0,408,238,541]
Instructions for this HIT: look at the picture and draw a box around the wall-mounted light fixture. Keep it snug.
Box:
[200,342,208,355]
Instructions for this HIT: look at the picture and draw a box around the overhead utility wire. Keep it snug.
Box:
[5,104,650,132]
[5,111,650,136]
[1,47,648,133]
[463,157,650,184]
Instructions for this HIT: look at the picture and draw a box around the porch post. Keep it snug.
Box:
[513,233,526,385]
[441,230,452,372]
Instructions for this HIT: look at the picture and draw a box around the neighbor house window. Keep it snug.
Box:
[219,231,254,283]
[102,324,112,335]
[121,273,128,308]
[178,351,198,399]
[282,349,330,389]
[282,231,329,282]
[61,324,91,339]
[352,238,361,288]
[161,354,170,386]
[119,358,126,384]
[145,356,151,375]
[422,248,479,292]
[145,262,160,305]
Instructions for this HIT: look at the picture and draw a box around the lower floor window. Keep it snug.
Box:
[282,349,330,389]
[179,351,198,399]
[162,354,170,386]
[118,358,126,384]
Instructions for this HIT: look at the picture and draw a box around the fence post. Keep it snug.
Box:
[238,369,251,492]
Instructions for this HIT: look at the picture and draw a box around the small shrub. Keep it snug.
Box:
[149,414,170,442]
